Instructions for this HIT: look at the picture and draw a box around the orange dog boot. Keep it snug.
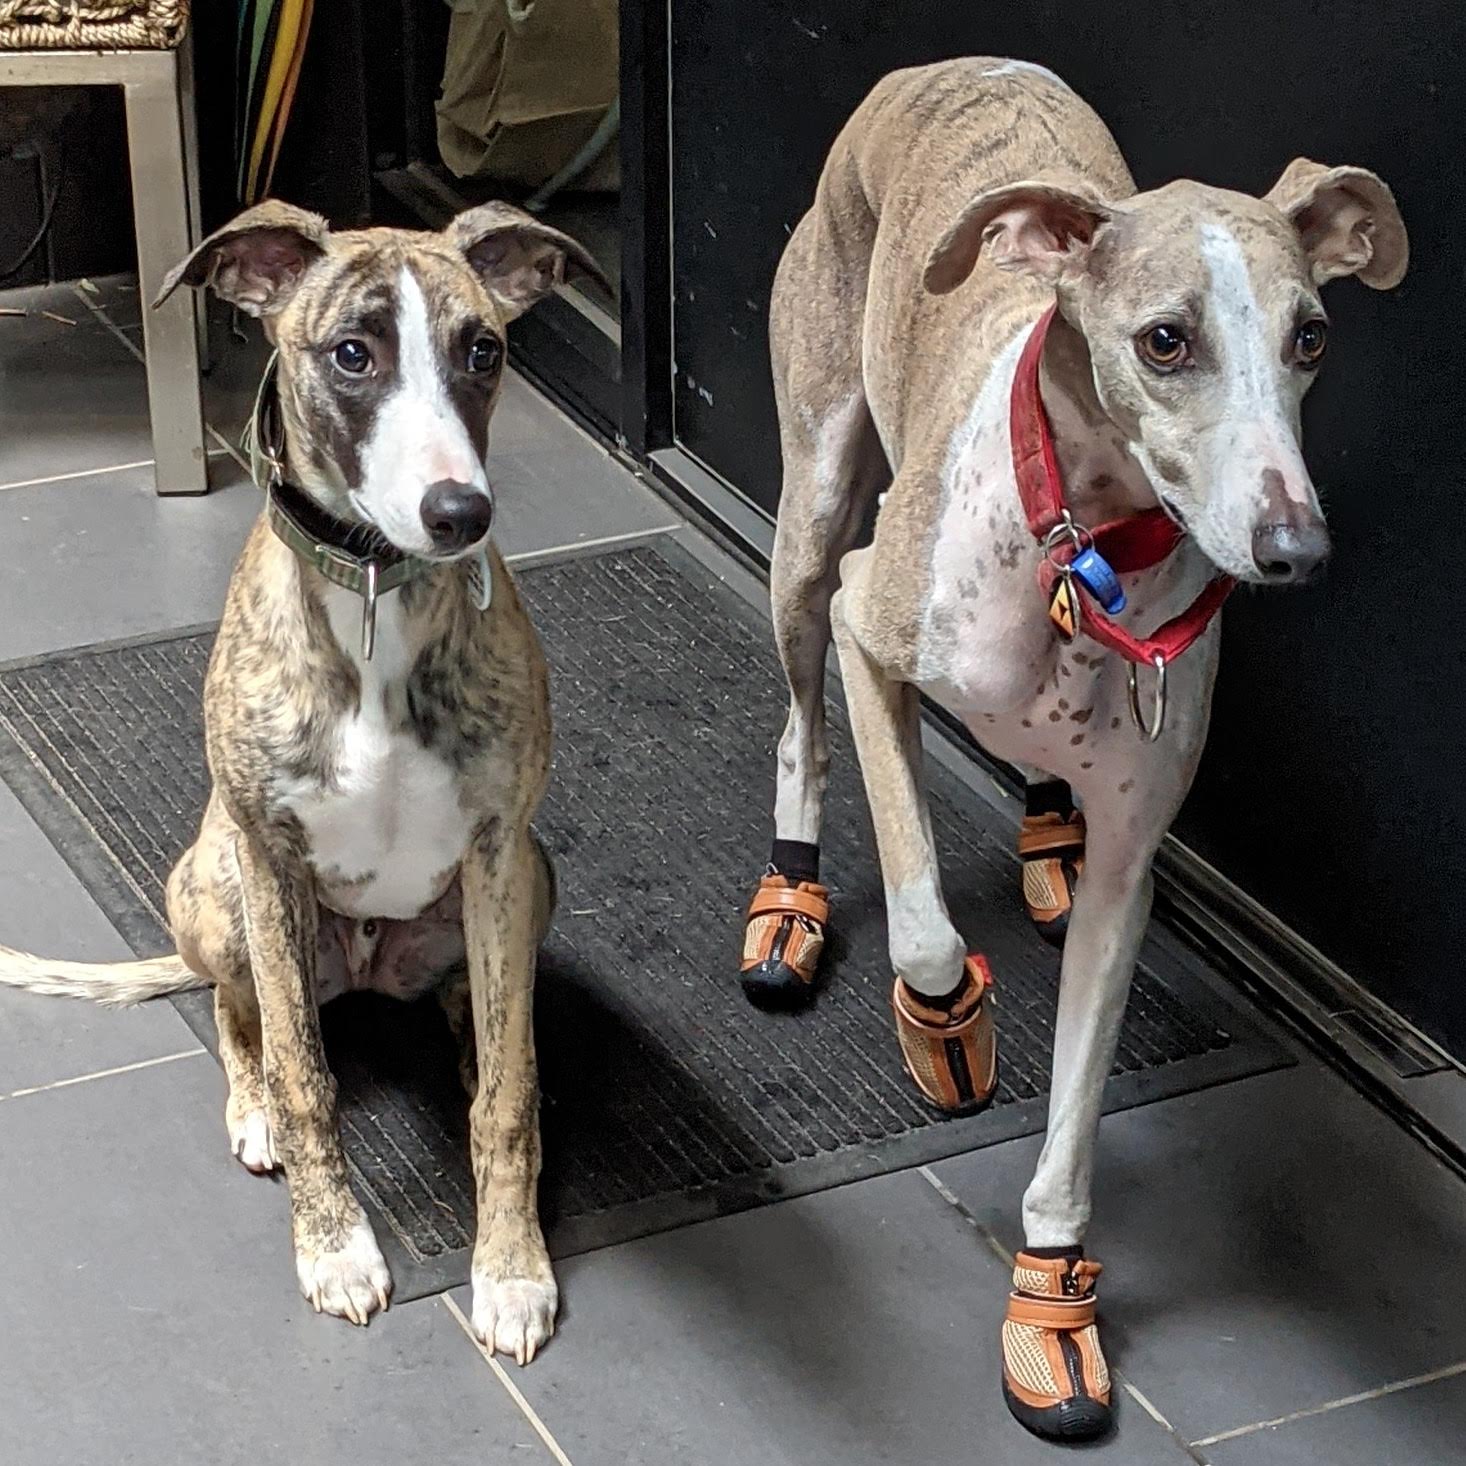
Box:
[891,955,997,1115]
[740,873,830,1009]
[1002,1251,1112,1441]
[1018,810,1085,946]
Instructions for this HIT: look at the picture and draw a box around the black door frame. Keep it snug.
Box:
[617,0,672,460]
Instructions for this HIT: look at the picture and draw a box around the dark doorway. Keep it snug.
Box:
[361,0,625,436]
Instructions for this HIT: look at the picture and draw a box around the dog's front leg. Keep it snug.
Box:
[1020,813,1155,1246]
[462,820,556,1365]
[831,586,966,998]
[1020,727,1203,1247]
[234,833,392,1324]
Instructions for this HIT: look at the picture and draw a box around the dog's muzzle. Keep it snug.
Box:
[421,480,495,556]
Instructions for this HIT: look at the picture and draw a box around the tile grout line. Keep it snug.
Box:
[1,1045,207,1102]
[917,1167,1212,1466]
[0,444,241,498]
[1190,1357,1466,1449]
[441,1292,577,1465]
[503,523,682,570]
[0,459,156,494]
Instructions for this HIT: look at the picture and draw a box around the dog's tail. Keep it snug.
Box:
[0,946,205,1006]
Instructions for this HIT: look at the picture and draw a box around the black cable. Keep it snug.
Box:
[0,145,65,285]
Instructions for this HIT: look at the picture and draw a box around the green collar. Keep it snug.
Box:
[248,355,461,660]
[264,480,432,594]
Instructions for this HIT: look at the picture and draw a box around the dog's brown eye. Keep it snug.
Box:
[333,339,372,375]
[467,336,502,375]
[1137,324,1188,370]
[1296,319,1328,367]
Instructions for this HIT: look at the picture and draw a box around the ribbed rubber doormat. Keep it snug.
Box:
[0,541,1287,1297]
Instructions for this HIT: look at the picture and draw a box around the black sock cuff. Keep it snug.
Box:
[899,969,971,1011]
[1024,780,1075,820]
[770,838,820,883]
[1023,1244,1085,1261]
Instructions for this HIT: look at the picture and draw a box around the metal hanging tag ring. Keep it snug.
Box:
[1126,653,1167,742]
[361,561,380,662]
[1043,510,1093,565]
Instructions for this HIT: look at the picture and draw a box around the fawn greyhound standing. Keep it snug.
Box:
[738,59,1407,1441]
[0,200,607,1362]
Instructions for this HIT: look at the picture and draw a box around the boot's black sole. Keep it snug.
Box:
[1002,1379,1112,1443]
[740,959,817,1011]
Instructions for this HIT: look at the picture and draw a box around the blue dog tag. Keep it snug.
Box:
[1070,546,1126,613]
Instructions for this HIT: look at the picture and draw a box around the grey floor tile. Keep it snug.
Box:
[0,1055,548,1466]
[1204,1366,1466,1465]
[0,780,196,1093]
[491,446,677,558]
[931,1065,1466,1446]
[0,462,259,662]
[197,309,270,449]
[463,1171,1194,1466]
[76,273,144,330]
[1407,1069,1466,1150]
[0,284,153,487]
[1,279,125,335]
[489,369,587,454]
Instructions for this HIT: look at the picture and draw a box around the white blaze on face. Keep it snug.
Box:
[1190,223,1317,566]
[355,264,488,554]
[1200,222,1278,423]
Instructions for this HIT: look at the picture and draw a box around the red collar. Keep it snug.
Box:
[1009,304,1234,667]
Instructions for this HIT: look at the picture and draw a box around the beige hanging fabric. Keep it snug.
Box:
[0,0,189,50]
[436,0,618,192]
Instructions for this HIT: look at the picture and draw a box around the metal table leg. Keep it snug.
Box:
[124,49,207,495]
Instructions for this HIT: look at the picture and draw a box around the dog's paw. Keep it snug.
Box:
[470,1273,558,1365]
[228,1107,279,1174]
[295,1219,393,1326]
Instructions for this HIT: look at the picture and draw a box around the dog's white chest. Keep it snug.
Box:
[281,592,472,920]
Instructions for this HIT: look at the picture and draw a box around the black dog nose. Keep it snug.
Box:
[420,480,494,554]
[1251,520,1331,583]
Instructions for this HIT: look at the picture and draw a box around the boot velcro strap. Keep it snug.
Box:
[1007,1294,1097,1331]
[746,885,829,924]
[1017,817,1086,858]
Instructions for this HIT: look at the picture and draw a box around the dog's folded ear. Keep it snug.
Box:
[446,203,611,321]
[924,179,1114,294]
[1265,159,1408,290]
[153,201,330,316]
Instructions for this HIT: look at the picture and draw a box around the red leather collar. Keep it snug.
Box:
[1010,304,1234,666]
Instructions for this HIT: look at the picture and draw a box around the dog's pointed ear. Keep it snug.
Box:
[446,203,610,321]
[1265,158,1408,289]
[924,179,1114,294]
[153,201,330,316]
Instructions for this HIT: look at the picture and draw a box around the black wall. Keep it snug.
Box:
[668,3,1465,1053]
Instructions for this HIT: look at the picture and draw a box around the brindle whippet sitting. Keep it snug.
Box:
[738,58,1406,1441]
[0,201,606,1362]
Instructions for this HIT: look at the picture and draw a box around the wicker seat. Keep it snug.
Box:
[0,0,188,51]
[0,0,208,494]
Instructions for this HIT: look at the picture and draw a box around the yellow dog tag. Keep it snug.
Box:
[1048,570,1079,642]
